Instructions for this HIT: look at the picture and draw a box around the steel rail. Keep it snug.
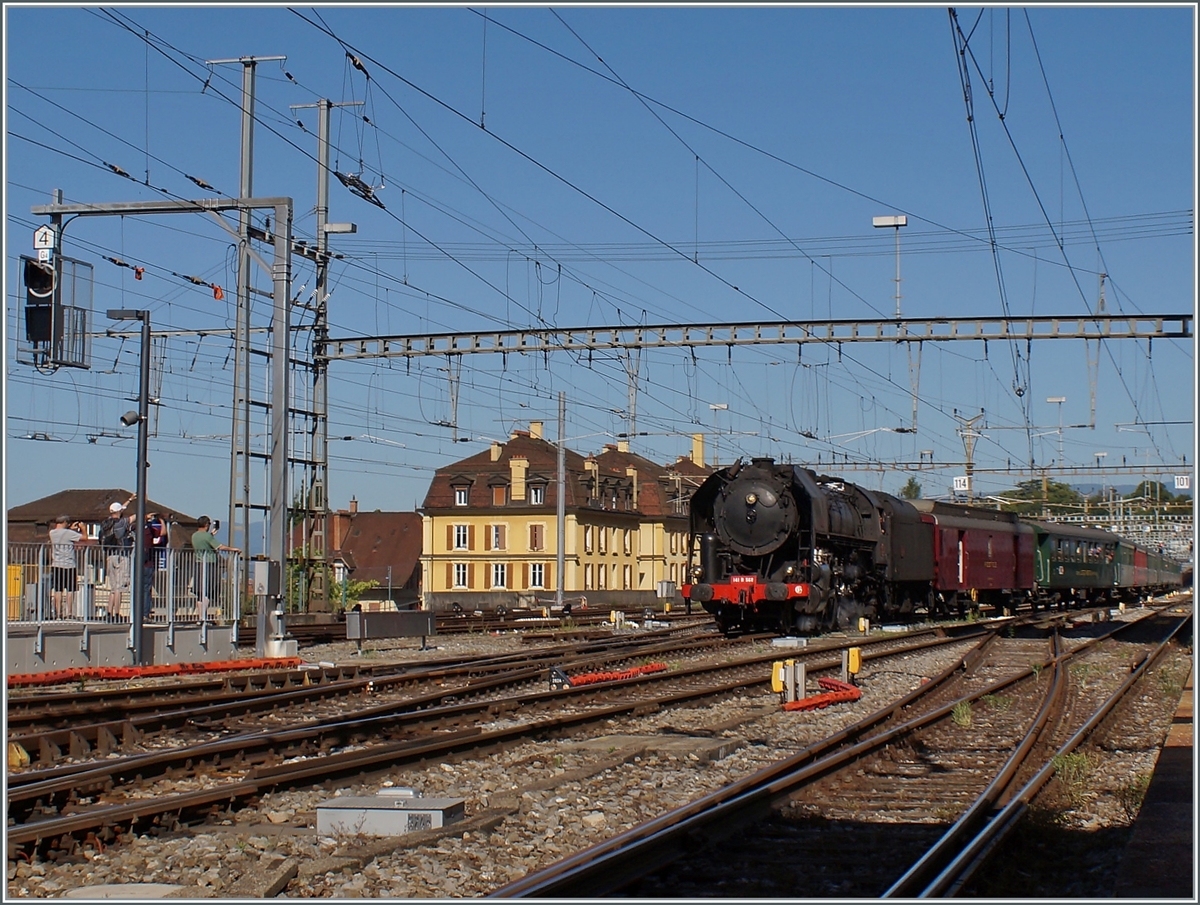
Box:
[882,633,1069,897]
[8,626,964,802]
[6,624,955,789]
[7,627,723,768]
[6,631,983,850]
[487,611,1172,897]
[486,633,1009,897]
[911,613,1192,897]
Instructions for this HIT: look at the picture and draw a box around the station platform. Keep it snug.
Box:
[1112,663,1194,898]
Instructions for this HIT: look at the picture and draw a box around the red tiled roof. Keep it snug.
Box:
[594,447,711,519]
[422,432,713,518]
[6,489,197,544]
[334,511,423,587]
[422,433,596,511]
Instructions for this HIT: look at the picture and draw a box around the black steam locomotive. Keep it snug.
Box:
[683,457,1183,635]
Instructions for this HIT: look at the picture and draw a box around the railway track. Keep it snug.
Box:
[488,604,1191,897]
[251,606,700,647]
[5,624,987,856]
[6,625,742,766]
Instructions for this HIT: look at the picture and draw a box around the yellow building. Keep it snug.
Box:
[419,423,709,611]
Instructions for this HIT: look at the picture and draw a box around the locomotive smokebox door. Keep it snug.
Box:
[714,468,797,556]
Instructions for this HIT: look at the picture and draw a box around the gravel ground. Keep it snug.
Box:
[6,612,1190,899]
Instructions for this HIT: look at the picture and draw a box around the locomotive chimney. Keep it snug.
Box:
[691,433,705,468]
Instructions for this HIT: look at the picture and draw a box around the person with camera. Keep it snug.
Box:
[192,515,235,618]
[99,496,136,617]
[48,515,85,619]
[141,511,170,620]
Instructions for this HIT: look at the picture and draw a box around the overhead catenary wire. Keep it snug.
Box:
[11,9,1185,505]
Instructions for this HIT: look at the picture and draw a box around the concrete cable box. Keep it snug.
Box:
[317,796,465,836]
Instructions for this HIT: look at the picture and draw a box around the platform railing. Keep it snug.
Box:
[6,543,240,626]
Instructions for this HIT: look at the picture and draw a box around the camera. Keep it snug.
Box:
[213,520,220,532]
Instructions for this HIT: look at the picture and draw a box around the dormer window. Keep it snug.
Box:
[530,485,546,505]
[492,485,508,507]
[454,486,469,507]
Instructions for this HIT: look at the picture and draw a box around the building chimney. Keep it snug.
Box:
[490,441,503,462]
[529,421,543,440]
[349,496,359,514]
[510,456,528,501]
[691,433,705,468]
[626,465,639,509]
[585,458,599,500]
[617,439,629,454]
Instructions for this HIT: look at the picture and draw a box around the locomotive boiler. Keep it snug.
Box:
[683,457,934,634]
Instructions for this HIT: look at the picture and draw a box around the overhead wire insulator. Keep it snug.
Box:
[347,52,369,79]
[187,174,216,192]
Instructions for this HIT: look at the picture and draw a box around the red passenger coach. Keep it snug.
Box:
[911,500,1035,612]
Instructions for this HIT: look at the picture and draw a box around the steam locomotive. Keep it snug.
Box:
[683,457,1185,635]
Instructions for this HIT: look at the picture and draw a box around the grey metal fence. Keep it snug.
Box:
[6,543,240,626]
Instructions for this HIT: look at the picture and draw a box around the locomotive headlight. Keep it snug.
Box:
[690,565,704,579]
[746,492,758,505]
[784,565,795,577]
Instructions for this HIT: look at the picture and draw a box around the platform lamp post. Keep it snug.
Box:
[709,403,728,467]
[1047,396,1066,464]
[109,308,151,666]
[873,215,908,318]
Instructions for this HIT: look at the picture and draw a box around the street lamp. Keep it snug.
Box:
[108,308,151,666]
[1047,396,1066,464]
[873,215,908,318]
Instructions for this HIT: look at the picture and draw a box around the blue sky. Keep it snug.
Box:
[4,5,1196,541]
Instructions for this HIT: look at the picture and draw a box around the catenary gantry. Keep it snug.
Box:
[321,313,1192,360]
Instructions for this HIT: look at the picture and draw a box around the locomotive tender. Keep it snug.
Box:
[683,457,1184,635]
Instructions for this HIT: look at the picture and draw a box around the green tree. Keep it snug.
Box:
[899,477,922,499]
[997,478,1085,516]
[286,551,381,614]
[1125,481,1177,514]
